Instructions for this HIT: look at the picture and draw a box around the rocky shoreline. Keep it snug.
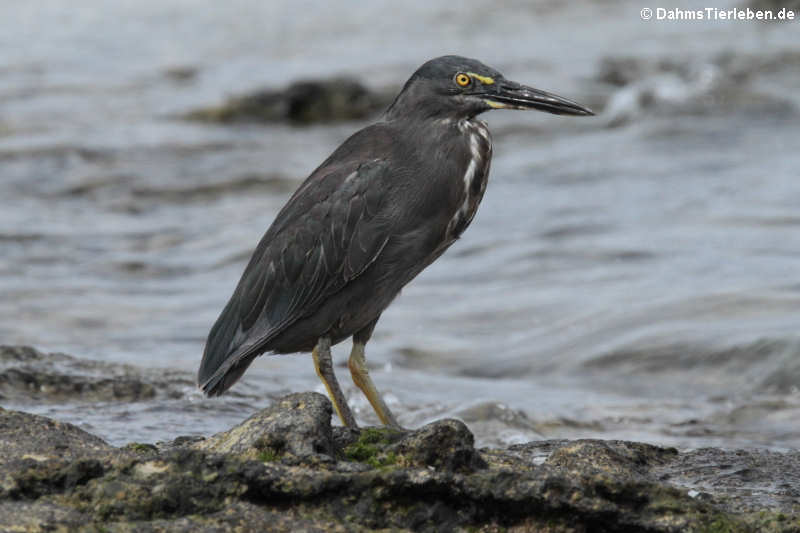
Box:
[0,346,798,532]
[182,77,395,124]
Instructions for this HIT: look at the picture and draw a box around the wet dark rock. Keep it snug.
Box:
[653,447,800,514]
[162,65,198,82]
[184,77,395,124]
[0,407,112,464]
[388,418,486,472]
[0,389,798,531]
[0,345,194,403]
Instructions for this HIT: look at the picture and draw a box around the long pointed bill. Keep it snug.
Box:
[483,81,594,116]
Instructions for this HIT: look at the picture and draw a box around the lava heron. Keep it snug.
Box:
[198,55,593,428]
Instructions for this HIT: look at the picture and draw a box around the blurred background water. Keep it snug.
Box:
[2,0,799,449]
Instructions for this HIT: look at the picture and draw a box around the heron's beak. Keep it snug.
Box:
[482,80,594,116]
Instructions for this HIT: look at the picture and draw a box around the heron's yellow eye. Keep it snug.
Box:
[455,73,471,87]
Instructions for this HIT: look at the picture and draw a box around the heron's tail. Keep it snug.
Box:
[197,297,256,396]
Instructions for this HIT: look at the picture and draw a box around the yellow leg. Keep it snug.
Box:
[313,337,358,428]
[348,341,402,429]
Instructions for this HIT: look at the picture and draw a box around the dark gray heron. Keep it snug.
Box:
[198,55,593,428]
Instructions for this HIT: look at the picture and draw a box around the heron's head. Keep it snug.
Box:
[386,55,593,121]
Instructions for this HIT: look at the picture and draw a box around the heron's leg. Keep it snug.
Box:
[313,337,358,428]
[348,322,402,429]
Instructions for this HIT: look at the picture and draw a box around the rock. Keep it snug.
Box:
[162,65,198,82]
[0,389,798,531]
[0,407,112,464]
[388,418,486,472]
[194,392,335,461]
[544,439,678,476]
[0,345,194,403]
[183,77,395,124]
[653,447,800,514]
[0,408,114,529]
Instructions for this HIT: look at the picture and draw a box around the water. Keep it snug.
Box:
[2,0,800,449]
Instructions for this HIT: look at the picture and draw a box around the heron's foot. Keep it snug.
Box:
[313,338,358,428]
[348,341,403,430]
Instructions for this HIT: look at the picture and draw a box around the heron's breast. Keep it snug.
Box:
[445,119,493,240]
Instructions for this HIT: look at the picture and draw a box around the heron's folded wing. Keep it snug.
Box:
[198,160,390,394]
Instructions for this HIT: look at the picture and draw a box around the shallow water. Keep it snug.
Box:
[2,1,800,449]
